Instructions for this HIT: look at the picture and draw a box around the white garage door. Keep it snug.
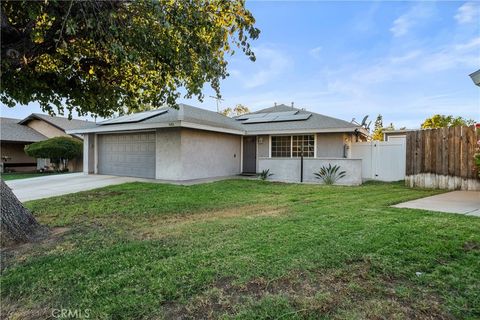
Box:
[98,132,156,178]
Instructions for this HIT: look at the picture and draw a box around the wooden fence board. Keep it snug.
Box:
[454,126,461,177]
[406,125,478,180]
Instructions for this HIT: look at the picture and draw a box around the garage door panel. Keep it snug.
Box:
[98,133,155,179]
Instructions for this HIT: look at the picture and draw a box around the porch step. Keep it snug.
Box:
[240,173,257,177]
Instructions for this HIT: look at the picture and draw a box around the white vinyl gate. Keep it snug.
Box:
[351,141,406,182]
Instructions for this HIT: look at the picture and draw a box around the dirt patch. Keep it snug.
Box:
[125,204,288,240]
[1,227,70,271]
[1,301,52,320]
[163,261,451,320]
[463,240,480,252]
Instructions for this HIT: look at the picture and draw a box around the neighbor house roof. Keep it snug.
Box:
[0,117,47,143]
[18,113,93,132]
[67,103,366,136]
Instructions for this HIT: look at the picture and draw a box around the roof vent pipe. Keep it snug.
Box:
[274,102,277,107]
[291,102,294,108]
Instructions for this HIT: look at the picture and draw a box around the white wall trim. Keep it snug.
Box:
[94,134,98,174]
[240,136,243,173]
[269,135,272,158]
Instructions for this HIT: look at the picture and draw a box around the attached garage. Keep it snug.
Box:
[97,132,156,178]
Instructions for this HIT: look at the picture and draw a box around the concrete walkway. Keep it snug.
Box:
[5,173,147,202]
[5,173,245,202]
[393,191,480,217]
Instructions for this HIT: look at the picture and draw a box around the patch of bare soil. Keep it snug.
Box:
[1,227,70,272]
[1,301,52,320]
[163,260,451,320]
[126,204,288,240]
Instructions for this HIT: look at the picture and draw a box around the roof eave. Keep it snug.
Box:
[19,114,68,132]
[245,127,367,135]
[66,121,245,135]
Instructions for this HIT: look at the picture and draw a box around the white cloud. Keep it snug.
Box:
[455,2,480,24]
[455,36,480,51]
[237,46,291,89]
[309,46,322,59]
[390,50,422,63]
[390,3,434,37]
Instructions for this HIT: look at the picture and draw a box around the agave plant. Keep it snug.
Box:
[314,164,346,185]
[258,169,274,180]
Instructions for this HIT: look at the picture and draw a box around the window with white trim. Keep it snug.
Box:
[271,136,291,157]
[271,135,315,158]
[293,135,315,157]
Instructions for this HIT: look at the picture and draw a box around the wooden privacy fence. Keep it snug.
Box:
[405,126,479,190]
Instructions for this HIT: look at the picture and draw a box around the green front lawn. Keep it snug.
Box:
[2,180,479,319]
[1,172,65,181]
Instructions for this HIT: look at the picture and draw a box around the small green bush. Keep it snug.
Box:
[25,137,82,170]
[314,164,346,185]
[258,169,273,180]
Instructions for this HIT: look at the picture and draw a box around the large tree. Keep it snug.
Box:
[220,104,250,117]
[1,0,259,245]
[1,0,259,117]
[421,114,475,129]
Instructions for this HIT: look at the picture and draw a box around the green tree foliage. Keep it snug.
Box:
[220,104,250,117]
[421,114,475,129]
[25,137,82,170]
[371,114,396,141]
[1,0,260,118]
[372,114,384,141]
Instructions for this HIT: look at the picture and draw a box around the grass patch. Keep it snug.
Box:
[1,172,66,181]
[1,180,479,319]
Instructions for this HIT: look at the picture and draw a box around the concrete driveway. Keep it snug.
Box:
[393,191,480,217]
[6,173,147,202]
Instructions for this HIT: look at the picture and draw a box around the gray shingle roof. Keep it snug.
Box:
[0,117,47,142]
[67,103,363,135]
[238,104,358,133]
[19,113,93,131]
[99,104,244,131]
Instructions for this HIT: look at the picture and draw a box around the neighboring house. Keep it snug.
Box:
[0,117,47,172]
[0,114,91,172]
[69,103,368,185]
[383,129,413,143]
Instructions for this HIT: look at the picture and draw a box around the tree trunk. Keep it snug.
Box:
[1,179,47,246]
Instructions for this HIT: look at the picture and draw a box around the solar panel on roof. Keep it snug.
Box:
[236,110,298,121]
[242,113,311,124]
[100,109,168,125]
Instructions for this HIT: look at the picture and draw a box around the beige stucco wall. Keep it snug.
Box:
[316,133,345,158]
[83,133,95,174]
[258,158,362,185]
[26,119,68,138]
[180,128,241,180]
[0,142,37,172]
[156,128,182,180]
[1,142,34,163]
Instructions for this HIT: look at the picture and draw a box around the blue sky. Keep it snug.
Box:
[2,1,479,129]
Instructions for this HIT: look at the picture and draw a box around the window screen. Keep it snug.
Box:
[292,135,315,157]
[271,136,291,157]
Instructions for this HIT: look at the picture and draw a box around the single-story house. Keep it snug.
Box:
[0,114,91,172]
[69,103,368,185]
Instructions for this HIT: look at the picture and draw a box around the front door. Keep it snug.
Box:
[243,136,256,173]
